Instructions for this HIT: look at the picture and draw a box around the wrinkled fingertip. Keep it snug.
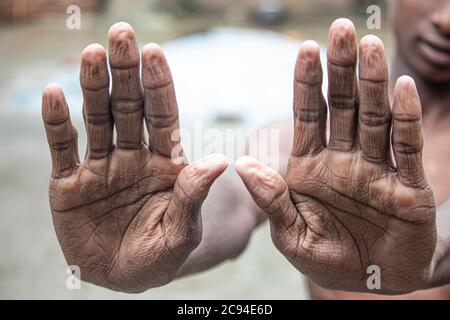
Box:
[196,153,229,171]
[295,40,323,84]
[394,75,417,93]
[235,157,287,211]
[80,43,109,89]
[176,154,228,203]
[299,40,321,57]
[142,43,165,68]
[142,43,165,61]
[235,156,258,175]
[81,43,107,61]
[359,34,385,51]
[107,21,139,67]
[328,18,357,64]
[107,21,135,41]
[358,35,388,81]
[330,18,356,33]
[235,156,279,181]
[393,75,421,115]
[42,83,69,124]
[141,43,173,88]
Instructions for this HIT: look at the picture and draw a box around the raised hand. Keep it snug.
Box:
[236,19,436,294]
[42,22,227,293]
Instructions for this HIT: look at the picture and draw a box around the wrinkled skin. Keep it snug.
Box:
[236,19,437,294]
[42,23,227,293]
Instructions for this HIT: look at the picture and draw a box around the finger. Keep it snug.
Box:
[392,76,426,187]
[327,18,358,152]
[235,156,302,233]
[358,35,391,163]
[42,83,79,178]
[165,154,229,234]
[108,22,143,149]
[292,40,327,157]
[80,44,113,159]
[142,44,180,157]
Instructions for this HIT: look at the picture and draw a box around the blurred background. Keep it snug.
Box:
[0,0,388,299]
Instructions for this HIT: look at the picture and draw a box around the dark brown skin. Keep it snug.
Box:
[236,19,437,294]
[42,22,228,293]
[307,0,450,299]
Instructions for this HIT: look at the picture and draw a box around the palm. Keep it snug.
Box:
[287,149,435,291]
[51,149,191,291]
[42,23,226,293]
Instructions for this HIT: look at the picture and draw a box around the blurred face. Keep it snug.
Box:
[392,0,450,83]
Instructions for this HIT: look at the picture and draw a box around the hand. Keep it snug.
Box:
[42,22,227,293]
[236,19,436,294]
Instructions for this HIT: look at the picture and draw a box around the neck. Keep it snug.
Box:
[391,55,450,125]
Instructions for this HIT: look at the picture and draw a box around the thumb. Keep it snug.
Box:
[235,156,301,233]
[164,154,228,236]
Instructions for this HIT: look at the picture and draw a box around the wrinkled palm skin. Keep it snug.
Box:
[284,150,435,293]
[50,149,196,292]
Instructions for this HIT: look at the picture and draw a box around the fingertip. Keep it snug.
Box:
[210,153,229,165]
[360,34,384,50]
[142,43,173,88]
[42,83,69,124]
[80,43,109,89]
[393,76,421,116]
[235,157,287,210]
[359,35,388,81]
[107,21,135,40]
[185,154,229,183]
[300,40,321,56]
[330,18,356,33]
[81,43,107,61]
[235,156,279,181]
[295,40,322,84]
[198,153,229,171]
[394,75,417,93]
[177,154,229,202]
[359,35,386,60]
[141,43,168,69]
[235,156,258,175]
[142,43,165,61]
[328,18,357,64]
[43,82,62,95]
[107,22,139,67]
